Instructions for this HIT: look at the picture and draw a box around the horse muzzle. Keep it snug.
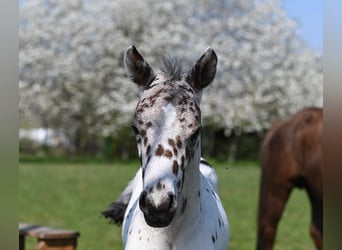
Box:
[139,190,177,227]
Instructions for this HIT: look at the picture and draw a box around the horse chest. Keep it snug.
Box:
[122,174,229,250]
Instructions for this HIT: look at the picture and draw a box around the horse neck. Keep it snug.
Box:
[176,143,202,223]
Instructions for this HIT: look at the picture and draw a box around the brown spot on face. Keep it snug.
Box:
[172,161,179,175]
[147,89,163,102]
[156,144,164,156]
[146,121,153,128]
[144,137,148,146]
[164,95,174,102]
[141,129,147,138]
[149,99,156,108]
[164,150,173,158]
[156,182,162,190]
[168,139,175,147]
[179,117,186,122]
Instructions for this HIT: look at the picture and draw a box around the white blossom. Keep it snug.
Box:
[20,0,323,148]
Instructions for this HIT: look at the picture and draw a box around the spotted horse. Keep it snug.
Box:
[103,46,229,250]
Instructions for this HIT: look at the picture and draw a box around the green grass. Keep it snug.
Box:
[19,161,314,249]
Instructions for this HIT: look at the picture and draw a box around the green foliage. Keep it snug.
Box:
[19,162,314,249]
[102,126,137,161]
[20,127,264,162]
[202,128,264,161]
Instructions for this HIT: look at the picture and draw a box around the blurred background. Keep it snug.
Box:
[19,0,322,162]
[19,0,323,249]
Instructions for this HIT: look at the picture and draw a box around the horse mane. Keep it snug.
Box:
[159,56,185,81]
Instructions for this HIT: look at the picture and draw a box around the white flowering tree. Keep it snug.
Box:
[20,0,322,156]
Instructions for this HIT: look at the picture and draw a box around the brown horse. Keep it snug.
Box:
[256,107,323,250]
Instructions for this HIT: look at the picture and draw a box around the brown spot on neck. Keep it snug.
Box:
[172,160,179,175]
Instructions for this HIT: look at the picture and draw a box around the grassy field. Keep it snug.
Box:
[19,161,314,250]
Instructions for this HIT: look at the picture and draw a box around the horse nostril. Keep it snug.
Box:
[139,191,147,212]
[168,192,176,212]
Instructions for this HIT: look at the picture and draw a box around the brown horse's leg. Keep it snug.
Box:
[306,185,323,250]
[257,181,293,250]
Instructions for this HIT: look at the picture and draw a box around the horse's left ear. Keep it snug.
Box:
[187,48,217,92]
[124,45,155,91]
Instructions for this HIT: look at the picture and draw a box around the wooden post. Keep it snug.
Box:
[19,223,80,250]
[19,234,25,250]
[36,238,78,250]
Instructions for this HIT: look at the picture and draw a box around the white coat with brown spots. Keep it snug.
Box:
[107,46,229,250]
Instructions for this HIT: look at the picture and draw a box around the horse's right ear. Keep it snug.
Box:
[124,45,155,90]
[187,48,217,93]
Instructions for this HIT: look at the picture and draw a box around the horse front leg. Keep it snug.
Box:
[307,185,323,250]
[256,178,292,250]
